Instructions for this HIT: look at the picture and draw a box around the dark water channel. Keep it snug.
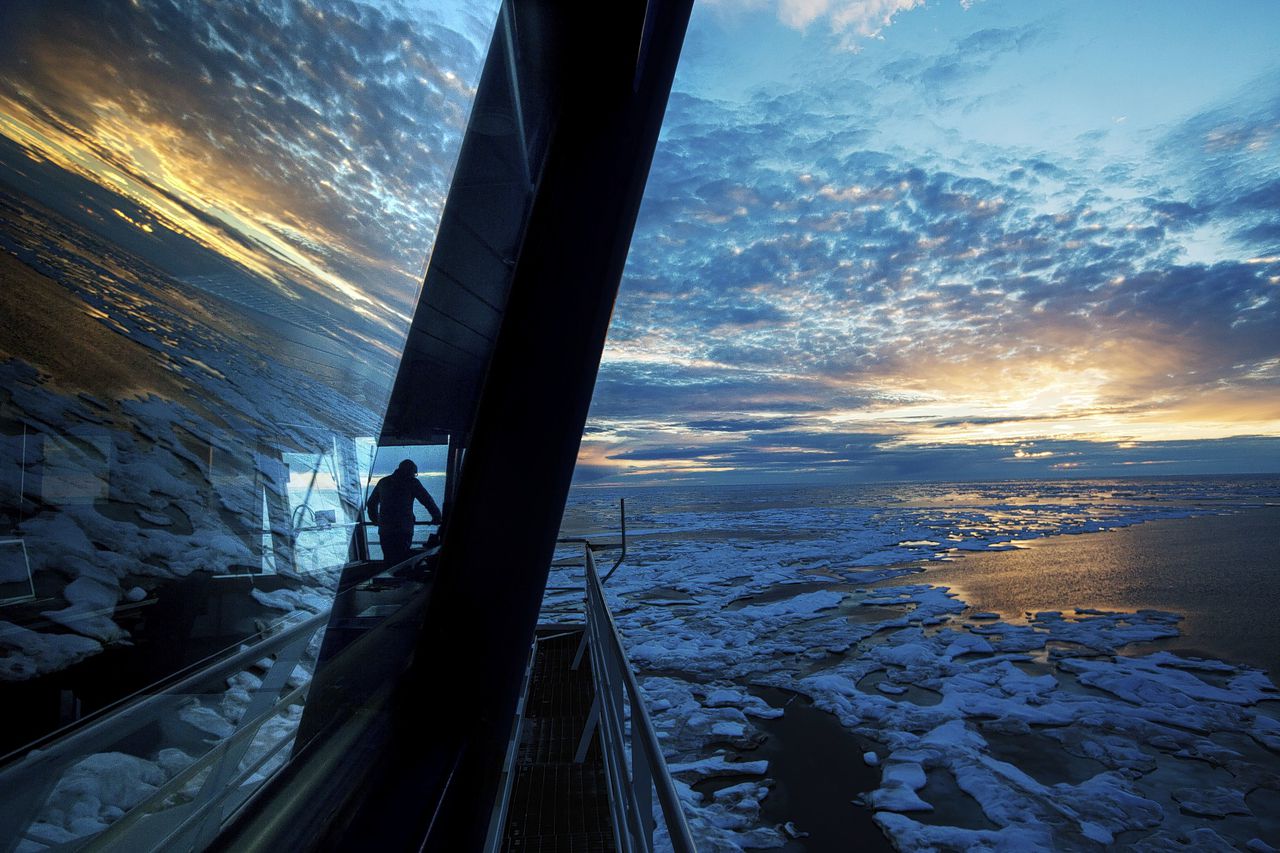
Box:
[742,686,892,852]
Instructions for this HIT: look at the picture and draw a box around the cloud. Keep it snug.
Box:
[575,30,1280,483]
[1153,73,1280,254]
[8,0,1271,485]
[704,0,941,48]
[903,24,1045,104]
[0,0,495,344]
[785,0,923,39]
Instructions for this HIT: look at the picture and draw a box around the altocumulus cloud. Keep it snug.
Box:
[578,3,1280,484]
[705,0,937,49]
[0,0,496,344]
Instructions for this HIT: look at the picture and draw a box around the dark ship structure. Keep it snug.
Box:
[0,1,698,850]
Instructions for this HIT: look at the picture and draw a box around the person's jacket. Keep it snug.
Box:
[367,470,441,528]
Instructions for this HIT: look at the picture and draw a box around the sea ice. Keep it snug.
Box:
[34,752,166,839]
[250,587,331,613]
[40,577,126,643]
[704,687,784,718]
[1171,785,1252,818]
[667,755,768,781]
[600,493,1280,851]
[0,620,102,679]
[1132,827,1242,851]
[179,702,236,739]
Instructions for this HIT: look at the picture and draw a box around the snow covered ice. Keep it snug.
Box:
[563,483,1280,851]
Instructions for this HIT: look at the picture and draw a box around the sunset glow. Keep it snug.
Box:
[577,0,1280,483]
[1,0,1276,484]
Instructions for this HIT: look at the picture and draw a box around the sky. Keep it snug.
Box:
[0,0,1278,485]
[576,0,1280,484]
[0,0,496,365]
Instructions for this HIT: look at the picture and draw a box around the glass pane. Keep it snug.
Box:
[0,0,501,845]
[0,541,33,607]
[364,443,449,561]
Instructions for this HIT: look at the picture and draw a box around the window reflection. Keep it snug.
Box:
[39,434,112,506]
[361,442,449,562]
[0,0,501,845]
[0,540,33,607]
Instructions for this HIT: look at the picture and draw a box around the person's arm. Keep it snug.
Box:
[414,480,443,525]
[366,482,381,525]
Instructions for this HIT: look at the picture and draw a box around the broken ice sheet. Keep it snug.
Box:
[602,496,1280,851]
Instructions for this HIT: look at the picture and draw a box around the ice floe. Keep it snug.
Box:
[0,620,102,679]
[583,486,1280,851]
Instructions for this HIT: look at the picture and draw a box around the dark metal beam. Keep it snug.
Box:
[217,2,693,848]
[405,0,695,848]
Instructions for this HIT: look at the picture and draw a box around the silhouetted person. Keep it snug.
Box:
[367,459,441,567]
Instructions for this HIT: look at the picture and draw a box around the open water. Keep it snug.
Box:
[561,474,1280,850]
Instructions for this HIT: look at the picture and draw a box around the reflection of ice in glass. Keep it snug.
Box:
[0,539,34,605]
[265,435,373,577]
[40,434,112,505]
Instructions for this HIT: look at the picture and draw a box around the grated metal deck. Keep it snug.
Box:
[501,630,616,852]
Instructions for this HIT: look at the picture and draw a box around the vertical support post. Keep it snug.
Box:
[259,447,294,575]
[573,543,591,669]
[18,424,29,523]
[633,718,653,849]
[574,693,601,764]
[442,439,462,522]
[571,630,589,670]
[19,427,42,523]
[336,436,368,563]
[334,435,363,555]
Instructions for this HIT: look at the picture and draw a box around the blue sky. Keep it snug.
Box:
[1,0,1276,485]
[575,0,1280,484]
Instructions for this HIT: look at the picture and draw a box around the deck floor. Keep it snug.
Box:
[502,630,616,852]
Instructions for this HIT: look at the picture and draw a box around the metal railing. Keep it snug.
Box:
[352,518,440,563]
[0,611,326,853]
[575,543,696,853]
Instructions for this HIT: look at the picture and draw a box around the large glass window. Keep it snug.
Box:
[0,0,501,846]
[361,442,450,562]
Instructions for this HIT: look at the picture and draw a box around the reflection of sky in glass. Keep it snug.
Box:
[579,0,1280,485]
[0,0,497,691]
[0,0,501,370]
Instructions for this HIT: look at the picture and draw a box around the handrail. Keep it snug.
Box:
[0,610,326,850]
[581,544,696,852]
[548,498,626,591]
[1,549,436,852]
[81,679,309,852]
[0,610,325,777]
